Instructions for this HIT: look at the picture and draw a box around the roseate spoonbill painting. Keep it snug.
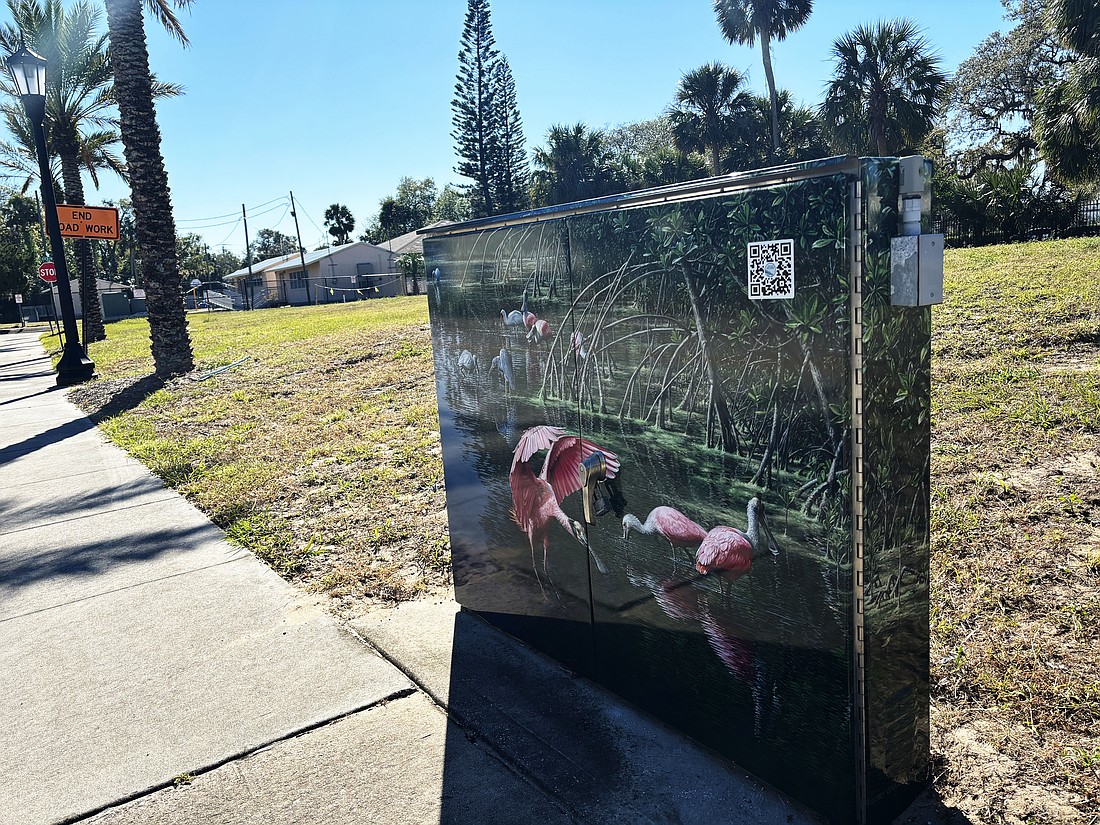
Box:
[526,318,552,342]
[510,425,619,595]
[622,506,707,549]
[694,497,779,579]
[521,294,537,329]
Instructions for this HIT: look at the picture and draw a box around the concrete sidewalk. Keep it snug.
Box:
[0,331,820,825]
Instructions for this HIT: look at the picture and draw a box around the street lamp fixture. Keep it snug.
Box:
[7,42,94,386]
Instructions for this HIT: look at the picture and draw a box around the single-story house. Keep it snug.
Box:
[48,277,139,321]
[376,221,454,294]
[266,241,402,306]
[225,252,301,307]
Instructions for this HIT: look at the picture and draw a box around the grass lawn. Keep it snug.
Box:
[67,298,449,605]
[927,237,1099,821]
[60,240,1100,821]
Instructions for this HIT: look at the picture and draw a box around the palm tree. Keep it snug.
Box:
[0,1,120,341]
[102,0,192,375]
[531,123,619,207]
[323,203,355,245]
[668,62,752,175]
[1034,0,1100,183]
[714,0,814,159]
[820,19,947,157]
[730,90,829,169]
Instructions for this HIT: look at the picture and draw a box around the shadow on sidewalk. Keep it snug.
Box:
[0,474,170,535]
[438,608,605,825]
[0,356,51,374]
[0,417,94,463]
[0,385,60,407]
[0,521,231,614]
[0,370,56,382]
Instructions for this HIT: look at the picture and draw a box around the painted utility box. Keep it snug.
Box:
[422,156,935,824]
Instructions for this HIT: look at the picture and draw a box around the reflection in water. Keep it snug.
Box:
[495,402,517,446]
[628,570,781,738]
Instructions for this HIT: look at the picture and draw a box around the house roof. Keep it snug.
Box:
[267,240,395,274]
[225,252,300,281]
[377,220,454,257]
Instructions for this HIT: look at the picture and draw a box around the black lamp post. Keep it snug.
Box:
[7,42,94,386]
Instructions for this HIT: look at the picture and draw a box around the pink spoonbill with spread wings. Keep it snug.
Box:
[510,425,619,595]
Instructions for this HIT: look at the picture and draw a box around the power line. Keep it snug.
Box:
[294,200,331,248]
[213,216,242,248]
[176,195,289,225]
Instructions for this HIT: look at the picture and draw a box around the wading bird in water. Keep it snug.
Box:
[491,347,515,391]
[510,425,619,596]
[456,349,479,377]
[694,497,778,579]
[501,308,525,327]
[622,506,707,549]
[527,318,552,342]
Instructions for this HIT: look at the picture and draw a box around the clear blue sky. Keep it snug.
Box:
[2,0,1009,253]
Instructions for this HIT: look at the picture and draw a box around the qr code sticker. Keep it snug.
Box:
[747,239,795,300]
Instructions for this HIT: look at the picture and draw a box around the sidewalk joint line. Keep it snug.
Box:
[62,687,420,825]
[0,555,250,624]
[0,494,183,538]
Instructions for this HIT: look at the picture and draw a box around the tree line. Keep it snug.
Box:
[448,0,1100,231]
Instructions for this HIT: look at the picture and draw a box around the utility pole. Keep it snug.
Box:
[289,191,309,305]
[242,203,253,310]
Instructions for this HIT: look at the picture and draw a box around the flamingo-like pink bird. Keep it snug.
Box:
[527,318,552,342]
[694,497,778,579]
[510,425,619,594]
[622,506,707,549]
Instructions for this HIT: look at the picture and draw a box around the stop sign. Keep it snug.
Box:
[38,261,56,283]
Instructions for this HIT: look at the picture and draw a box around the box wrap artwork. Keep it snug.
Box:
[423,156,931,825]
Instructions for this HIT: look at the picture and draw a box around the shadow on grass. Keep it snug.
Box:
[894,775,977,824]
[70,373,166,424]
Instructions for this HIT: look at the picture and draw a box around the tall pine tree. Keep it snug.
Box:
[452,0,498,217]
[490,57,529,213]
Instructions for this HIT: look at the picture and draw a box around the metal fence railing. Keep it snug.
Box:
[932,199,1100,248]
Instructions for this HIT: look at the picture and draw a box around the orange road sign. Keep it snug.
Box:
[56,204,120,240]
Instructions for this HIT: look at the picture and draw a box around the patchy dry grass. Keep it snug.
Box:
[926,238,1100,823]
[67,299,449,608]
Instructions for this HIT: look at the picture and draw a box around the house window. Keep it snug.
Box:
[289,270,307,289]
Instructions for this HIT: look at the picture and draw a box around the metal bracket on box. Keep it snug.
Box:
[890,233,944,306]
[891,155,944,307]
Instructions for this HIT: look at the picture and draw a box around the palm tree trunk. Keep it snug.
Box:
[104,0,193,376]
[60,153,106,343]
[760,31,781,159]
[708,143,721,176]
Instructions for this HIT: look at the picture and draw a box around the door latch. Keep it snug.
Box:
[579,452,610,525]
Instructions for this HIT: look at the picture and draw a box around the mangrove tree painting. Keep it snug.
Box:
[423,161,933,823]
